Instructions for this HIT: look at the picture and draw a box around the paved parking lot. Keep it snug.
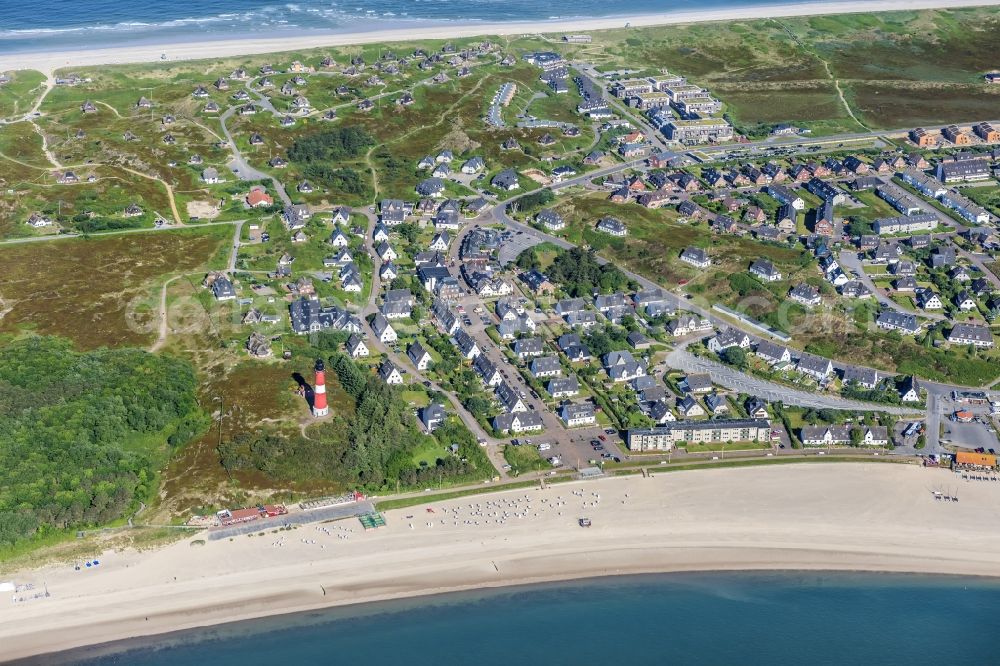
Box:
[942,420,999,452]
[498,230,543,265]
[523,426,623,471]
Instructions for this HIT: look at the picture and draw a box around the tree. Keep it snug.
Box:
[516,246,540,271]
[548,247,631,296]
[396,223,420,244]
[720,347,748,368]
[302,165,371,197]
[462,395,492,415]
[728,272,762,297]
[0,337,204,548]
[287,127,375,162]
[329,352,367,399]
[316,330,350,352]
[511,189,554,216]
[584,329,614,358]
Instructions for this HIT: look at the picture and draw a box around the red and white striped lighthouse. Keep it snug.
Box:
[312,358,329,417]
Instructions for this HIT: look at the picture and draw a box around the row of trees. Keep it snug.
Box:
[72,215,145,234]
[0,337,204,548]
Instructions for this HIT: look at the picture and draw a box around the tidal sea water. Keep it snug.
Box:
[0,0,824,54]
[51,572,1000,665]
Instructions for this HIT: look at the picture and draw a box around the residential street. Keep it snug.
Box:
[837,249,946,322]
[219,104,292,206]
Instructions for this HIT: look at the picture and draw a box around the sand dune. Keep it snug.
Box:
[2,0,1000,75]
[2,462,1000,662]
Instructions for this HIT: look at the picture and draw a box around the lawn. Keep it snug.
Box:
[410,436,454,468]
[849,190,903,223]
[685,441,772,453]
[503,444,552,475]
[544,191,815,329]
[0,120,50,169]
[962,186,1000,217]
[373,479,544,511]
[800,326,1000,386]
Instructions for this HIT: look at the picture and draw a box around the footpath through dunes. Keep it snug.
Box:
[4,462,1000,661]
[0,226,231,349]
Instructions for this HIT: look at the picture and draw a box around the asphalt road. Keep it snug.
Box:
[219,96,292,206]
[837,250,946,322]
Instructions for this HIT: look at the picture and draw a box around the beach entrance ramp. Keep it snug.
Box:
[359,512,387,530]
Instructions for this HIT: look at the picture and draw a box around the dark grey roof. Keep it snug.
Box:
[530,355,562,374]
[602,350,636,367]
[547,376,580,395]
[682,373,713,392]
[491,169,519,189]
[416,177,445,195]
[841,365,880,387]
[514,337,544,355]
[750,259,779,276]
[797,354,832,375]
[789,283,819,301]
[949,323,993,344]
[407,341,431,364]
[680,246,708,263]
[454,328,478,355]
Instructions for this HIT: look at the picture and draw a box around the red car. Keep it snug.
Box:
[598,435,607,441]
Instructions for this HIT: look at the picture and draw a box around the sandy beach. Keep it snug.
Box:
[2,462,1000,662]
[2,0,1000,75]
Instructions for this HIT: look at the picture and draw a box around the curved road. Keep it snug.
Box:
[218,105,291,206]
[837,249,946,322]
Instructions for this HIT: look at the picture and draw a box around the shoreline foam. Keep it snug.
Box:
[2,0,1000,75]
[4,463,1000,662]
